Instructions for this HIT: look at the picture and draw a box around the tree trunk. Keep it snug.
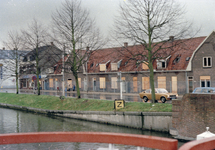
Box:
[16,72,19,94]
[74,75,81,98]
[149,61,155,103]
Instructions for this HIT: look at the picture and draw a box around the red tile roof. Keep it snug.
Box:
[87,36,206,73]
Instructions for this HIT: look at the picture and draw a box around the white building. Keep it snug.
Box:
[0,49,27,89]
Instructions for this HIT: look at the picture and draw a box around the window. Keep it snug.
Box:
[157,60,166,69]
[121,77,125,81]
[99,77,106,89]
[200,76,210,87]
[99,64,106,71]
[145,89,151,93]
[142,62,149,70]
[0,64,3,79]
[203,57,212,67]
[78,78,81,88]
[142,77,150,90]
[171,76,177,93]
[133,77,138,92]
[111,77,117,89]
[111,63,118,71]
[49,78,53,88]
[158,76,166,89]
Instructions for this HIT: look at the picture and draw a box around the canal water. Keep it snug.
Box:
[0,108,186,150]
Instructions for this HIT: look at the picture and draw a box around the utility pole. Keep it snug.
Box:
[62,45,65,97]
[118,71,122,99]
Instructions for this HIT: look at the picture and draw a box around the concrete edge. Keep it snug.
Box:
[0,103,172,116]
[142,112,172,116]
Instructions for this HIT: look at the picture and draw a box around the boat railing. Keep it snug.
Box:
[178,136,215,150]
[2,131,215,150]
[0,132,178,150]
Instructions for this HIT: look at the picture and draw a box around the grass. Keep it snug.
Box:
[0,93,172,112]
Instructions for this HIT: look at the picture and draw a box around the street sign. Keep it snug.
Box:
[32,76,37,81]
[114,99,125,110]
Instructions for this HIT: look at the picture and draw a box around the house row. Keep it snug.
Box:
[19,31,215,95]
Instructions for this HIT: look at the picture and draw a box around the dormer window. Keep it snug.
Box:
[157,60,166,69]
[186,57,190,61]
[111,60,122,71]
[156,55,171,69]
[203,57,212,67]
[111,63,118,71]
[90,63,94,68]
[142,62,149,70]
[99,60,110,72]
[99,64,106,71]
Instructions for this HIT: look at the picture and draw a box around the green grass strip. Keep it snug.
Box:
[0,93,172,112]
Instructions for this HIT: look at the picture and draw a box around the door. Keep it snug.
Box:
[172,76,177,93]
[93,78,96,91]
[67,79,72,90]
[188,77,193,93]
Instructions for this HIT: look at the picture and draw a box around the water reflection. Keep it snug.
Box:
[0,108,185,150]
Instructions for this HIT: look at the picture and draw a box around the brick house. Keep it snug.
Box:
[51,31,215,95]
[187,31,215,90]
[19,43,62,90]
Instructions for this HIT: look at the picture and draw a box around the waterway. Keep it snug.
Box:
[0,108,185,150]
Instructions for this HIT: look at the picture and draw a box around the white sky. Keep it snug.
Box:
[0,0,215,49]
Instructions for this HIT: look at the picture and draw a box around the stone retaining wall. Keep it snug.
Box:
[0,103,172,132]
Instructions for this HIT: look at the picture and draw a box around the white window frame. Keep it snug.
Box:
[203,57,212,67]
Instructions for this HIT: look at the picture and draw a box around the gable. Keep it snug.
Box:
[187,31,215,71]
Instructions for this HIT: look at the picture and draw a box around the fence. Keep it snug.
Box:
[39,80,192,95]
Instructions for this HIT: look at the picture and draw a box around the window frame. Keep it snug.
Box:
[203,56,212,67]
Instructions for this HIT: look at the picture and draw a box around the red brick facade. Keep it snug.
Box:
[172,94,215,138]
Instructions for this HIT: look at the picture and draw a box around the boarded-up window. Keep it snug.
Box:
[49,78,53,88]
[121,77,125,81]
[200,76,211,87]
[111,63,118,71]
[172,76,177,93]
[133,77,138,92]
[142,62,149,70]
[142,77,150,90]
[99,77,106,89]
[99,64,106,71]
[158,76,166,89]
[78,78,81,88]
[111,77,117,89]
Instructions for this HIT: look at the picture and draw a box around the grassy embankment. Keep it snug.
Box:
[0,93,172,112]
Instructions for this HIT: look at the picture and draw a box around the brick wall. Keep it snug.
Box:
[172,94,215,138]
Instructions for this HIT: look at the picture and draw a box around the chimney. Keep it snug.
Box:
[2,47,5,50]
[51,42,54,46]
[169,36,174,42]
[124,42,128,47]
[86,46,90,51]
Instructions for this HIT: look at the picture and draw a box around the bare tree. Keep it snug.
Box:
[52,0,104,98]
[2,30,26,94]
[112,0,196,103]
[21,19,50,95]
